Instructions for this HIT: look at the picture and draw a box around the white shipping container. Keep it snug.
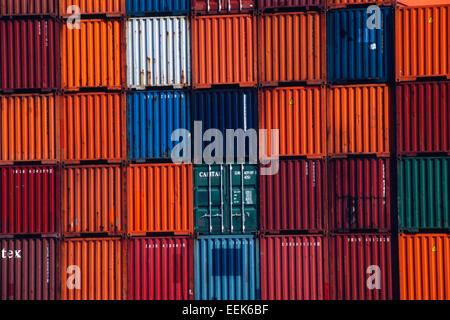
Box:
[126,16,191,89]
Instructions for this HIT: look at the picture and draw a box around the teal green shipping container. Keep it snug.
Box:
[398,157,450,231]
[194,164,258,234]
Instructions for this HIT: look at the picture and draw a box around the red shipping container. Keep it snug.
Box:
[0,238,57,300]
[258,0,324,10]
[260,235,329,300]
[0,166,59,235]
[328,158,391,232]
[0,0,58,16]
[329,233,393,300]
[192,0,255,14]
[260,160,326,233]
[0,19,59,92]
[128,237,194,300]
[397,81,450,155]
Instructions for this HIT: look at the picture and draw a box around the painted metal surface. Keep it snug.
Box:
[327,84,391,157]
[59,0,125,16]
[61,165,123,235]
[128,237,194,300]
[0,0,58,16]
[258,12,325,85]
[127,164,193,235]
[260,235,329,300]
[258,0,324,10]
[194,235,260,300]
[60,238,124,300]
[396,81,450,155]
[399,233,450,300]
[127,91,190,161]
[398,157,450,231]
[61,93,126,163]
[260,160,326,233]
[192,0,255,14]
[126,17,190,89]
[259,86,326,158]
[327,7,393,83]
[61,19,123,91]
[194,164,258,234]
[329,233,393,300]
[0,19,58,91]
[126,0,189,15]
[396,5,450,81]
[192,14,257,88]
[327,0,394,8]
[0,94,57,163]
[0,238,57,300]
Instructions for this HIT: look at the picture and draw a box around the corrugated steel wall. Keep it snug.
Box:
[327,0,394,8]
[258,0,324,10]
[0,0,58,16]
[126,0,190,15]
[193,0,255,14]
[59,0,126,16]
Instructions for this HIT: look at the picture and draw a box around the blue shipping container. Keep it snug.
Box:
[127,91,191,160]
[327,7,393,83]
[126,0,190,15]
[194,235,260,300]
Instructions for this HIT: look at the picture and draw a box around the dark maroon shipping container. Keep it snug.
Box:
[328,158,391,232]
[258,0,324,10]
[192,0,255,14]
[0,0,58,16]
[260,160,326,233]
[0,238,57,300]
[397,81,449,155]
[329,233,393,300]
[0,18,58,92]
[0,166,59,236]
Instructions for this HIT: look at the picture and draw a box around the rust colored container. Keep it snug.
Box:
[192,0,255,14]
[258,12,325,86]
[396,81,450,155]
[127,164,193,235]
[191,14,257,88]
[327,85,391,157]
[396,5,450,82]
[0,19,59,92]
[260,159,327,233]
[399,233,450,300]
[329,233,393,300]
[128,236,194,300]
[0,0,58,16]
[0,94,58,164]
[59,0,125,17]
[327,0,394,8]
[0,238,57,300]
[61,19,123,91]
[60,238,124,300]
[60,93,126,163]
[61,165,123,235]
[260,235,329,300]
[259,86,326,158]
[258,0,324,10]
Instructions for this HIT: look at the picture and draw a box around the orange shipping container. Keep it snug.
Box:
[192,15,257,88]
[0,94,57,164]
[127,164,193,235]
[61,19,123,91]
[259,86,326,158]
[396,5,450,82]
[62,165,123,235]
[59,0,125,17]
[327,84,391,157]
[60,238,125,300]
[60,93,125,162]
[258,12,325,86]
[399,234,450,300]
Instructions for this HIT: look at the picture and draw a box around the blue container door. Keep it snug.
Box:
[126,0,190,15]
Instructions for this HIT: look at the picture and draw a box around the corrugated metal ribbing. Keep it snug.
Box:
[398,157,450,231]
[128,237,194,300]
[396,6,450,82]
[61,19,123,91]
[192,0,255,14]
[61,93,125,162]
[396,81,449,155]
[0,19,58,91]
[327,0,393,8]
[0,94,57,163]
[127,91,190,161]
[61,238,124,300]
[62,165,123,235]
[260,235,328,300]
[399,233,450,300]
[194,235,260,300]
[0,0,58,16]
[258,0,324,10]
[0,238,57,300]
[0,166,58,235]
[126,17,190,89]
[258,12,324,85]
[329,234,393,300]
[59,0,125,16]
[127,164,193,235]
[126,0,190,15]
[327,85,391,157]
[260,160,326,233]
